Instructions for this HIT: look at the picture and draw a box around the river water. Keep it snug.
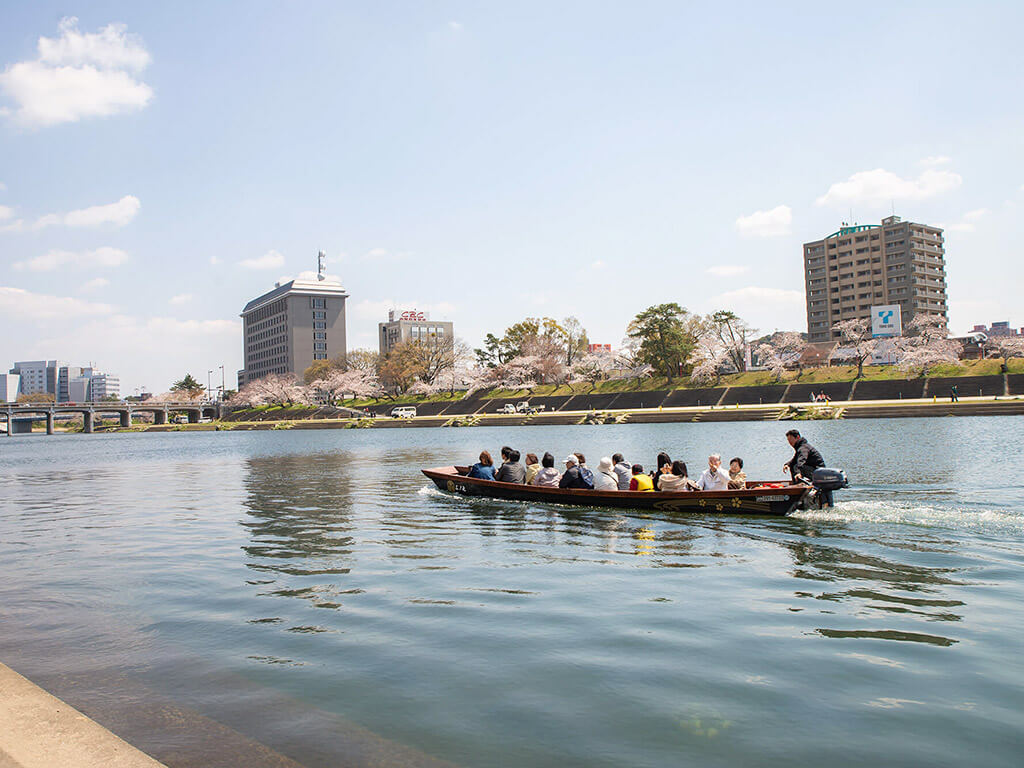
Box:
[1,418,1022,767]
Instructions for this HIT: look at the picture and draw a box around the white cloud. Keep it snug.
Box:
[0,285,114,319]
[735,205,792,237]
[0,18,152,127]
[169,293,193,305]
[14,246,129,271]
[920,156,952,167]
[941,208,989,233]
[30,194,140,230]
[591,259,606,269]
[817,166,962,207]
[706,265,749,277]
[209,255,222,265]
[239,249,285,270]
[80,277,110,292]
[449,21,464,31]
[705,286,806,332]
[363,247,412,261]
[0,204,13,220]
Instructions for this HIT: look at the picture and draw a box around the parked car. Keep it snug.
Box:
[497,403,518,414]
[172,414,189,424]
[391,406,417,418]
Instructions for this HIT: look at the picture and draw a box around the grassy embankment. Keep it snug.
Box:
[340,358,1023,408]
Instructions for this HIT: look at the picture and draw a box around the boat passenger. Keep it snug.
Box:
[783,429,830,505]
[611,453,632,490]
[593,457,619,491]
[629,464,654,491]
[531,452,561,487]
[560,454,594,489]
[728,457,747,489]
[524,453,542,485]
[651,452,672,490]
[495,447,526,484]
[468,450,497,481]
[697,454,730,491]
[658,460,696,492]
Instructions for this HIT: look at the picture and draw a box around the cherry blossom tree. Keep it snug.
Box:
[688,338,729,386]
[896,314,963,377]
[320,368,383,402]
[831,318,881,378]
[988,337,1024,371]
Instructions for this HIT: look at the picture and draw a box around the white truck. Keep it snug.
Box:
[497,403,518,414]
[516,401,544,414]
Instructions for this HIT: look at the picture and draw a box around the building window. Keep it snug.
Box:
[314,342,327,351]
[311,298,327,309]
[314,332,327,340]
[313,310,326,320]
[314,321,326,330]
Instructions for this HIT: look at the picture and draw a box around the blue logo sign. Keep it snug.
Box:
[878,310,893,323]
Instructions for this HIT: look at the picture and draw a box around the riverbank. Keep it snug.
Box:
[0,662,165,768]
[131,395,1024,433]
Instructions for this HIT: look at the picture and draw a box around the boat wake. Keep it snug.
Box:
[791,498,1024,533]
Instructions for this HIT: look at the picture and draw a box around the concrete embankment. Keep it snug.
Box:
[131,396,1024,434]
[0,662,166,768]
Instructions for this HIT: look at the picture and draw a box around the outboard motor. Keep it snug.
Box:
[811,467,848,491]
[808,467,848,508]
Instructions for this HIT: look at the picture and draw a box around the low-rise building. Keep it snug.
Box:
[378,309,454,357]
[971,321,1022,338]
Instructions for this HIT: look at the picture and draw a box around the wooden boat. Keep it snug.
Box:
[421,466,818,516]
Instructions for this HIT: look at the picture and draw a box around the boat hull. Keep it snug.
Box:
[421,466,813,516]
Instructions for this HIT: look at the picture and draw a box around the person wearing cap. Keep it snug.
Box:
[593,457,619,491]
[559,453,592,489]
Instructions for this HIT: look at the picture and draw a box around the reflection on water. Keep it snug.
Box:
[2,419,1024,768]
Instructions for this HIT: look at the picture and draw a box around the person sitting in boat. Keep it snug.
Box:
[612,453,632,490]
[524,453,542,485]
[658,460,697,492]
[697,454,730,491]
[494,446,526,483]
[531,452,561,487]
[651,452,672,490]
[468,450,497,480]
[629,464,654,491]
[728,457,747,489]
[559,453,594,489]
[593,457,619,491]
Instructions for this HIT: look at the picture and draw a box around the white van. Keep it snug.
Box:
[391,406,417,418]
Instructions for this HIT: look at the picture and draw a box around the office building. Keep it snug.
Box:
[378,309,454,357]
[9,360,64,397]
[239,261,348,386]
[89,373,120,400]
[803,215,947,342]
[0,373,20,402]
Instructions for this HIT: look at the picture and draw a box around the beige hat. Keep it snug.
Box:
[597,456,614,473]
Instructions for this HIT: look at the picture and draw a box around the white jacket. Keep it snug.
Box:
[697,466,730,491]
[593,471,618,491]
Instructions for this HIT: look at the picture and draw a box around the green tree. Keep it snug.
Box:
[626,303,701,382]
[171,374,205,398]
[303,354,346,384]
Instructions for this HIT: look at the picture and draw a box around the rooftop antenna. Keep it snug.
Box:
[317,250,326,281]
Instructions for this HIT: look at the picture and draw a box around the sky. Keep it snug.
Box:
[1,2,1022,393]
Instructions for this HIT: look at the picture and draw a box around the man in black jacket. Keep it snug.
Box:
[494,446,526,484]
[784,429,830,505]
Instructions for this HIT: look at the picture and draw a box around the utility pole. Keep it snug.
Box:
[208,370,213,402]
[219,365,225,401]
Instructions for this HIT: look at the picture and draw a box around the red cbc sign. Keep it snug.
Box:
[400,310,426,321]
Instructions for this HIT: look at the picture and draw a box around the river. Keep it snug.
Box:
[1,417,1022,767]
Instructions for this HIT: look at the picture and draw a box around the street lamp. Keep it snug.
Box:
[208,370,213,402]
[219,365,225,401]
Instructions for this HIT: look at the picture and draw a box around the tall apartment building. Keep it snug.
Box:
[239,275,348,386]
[9,360,64,396]
[0,373,20,402]
[803,215,947,342]
[378,309,454,357]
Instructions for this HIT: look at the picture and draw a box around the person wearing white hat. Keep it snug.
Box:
[559,453,593,489]
[593,457,619,491]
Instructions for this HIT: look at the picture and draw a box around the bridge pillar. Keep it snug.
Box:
[3,411,10,437]
[46,411,54,435]
[153,409,167,426]
[83,411,94,434]
[188,409,199,424]
[120,410,131,428]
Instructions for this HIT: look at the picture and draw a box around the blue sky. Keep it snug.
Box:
[2,2,1022,392]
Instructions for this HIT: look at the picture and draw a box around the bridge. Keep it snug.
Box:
[1,402,221,435]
